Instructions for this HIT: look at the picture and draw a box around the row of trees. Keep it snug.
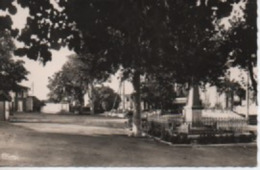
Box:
[47,54,121,114]
[1,0,257,136]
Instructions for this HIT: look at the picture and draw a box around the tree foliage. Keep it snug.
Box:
[141,74,176,111]
[2,1,254,81]
[47,55,89,105]
[222,0,257,95]
[47,53,114,114]
[0,31,28,92]
[0,0,19,37]
[92,86,121,113]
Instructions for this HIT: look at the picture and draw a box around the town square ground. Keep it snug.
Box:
[0,113,257,167]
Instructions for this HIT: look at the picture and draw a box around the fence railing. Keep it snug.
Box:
[142,115,248,134]
[141,114,254,144]
[184,119,247,134]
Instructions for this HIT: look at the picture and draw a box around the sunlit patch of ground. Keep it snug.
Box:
[13,123,128,136]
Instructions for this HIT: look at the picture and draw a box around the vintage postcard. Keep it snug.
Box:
[0,0,257,167]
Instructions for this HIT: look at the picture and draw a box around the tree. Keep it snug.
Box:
[0,30,29,93]
[222,0,257,96]
[161,1,238,86]
[16,0,166,135]
[92,86,121,113]
[11,0,253,136]
[0,1,28,93]
[47,55,89,108]
[0,0,18,37]
[76,51,119,114]
[217,76,246,110]
[141,74,176,112]
[48,53,113,113]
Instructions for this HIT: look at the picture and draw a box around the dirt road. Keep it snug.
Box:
[0,113,257,167]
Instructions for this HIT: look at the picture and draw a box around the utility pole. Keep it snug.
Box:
[122,81,125,111]
[246,70,250,121]
[31,82,34,96]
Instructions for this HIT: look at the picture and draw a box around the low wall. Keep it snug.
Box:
[41,103,69,114]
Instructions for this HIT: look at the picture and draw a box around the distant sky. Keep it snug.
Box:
[11,2,133,100]
[15,49,72,99]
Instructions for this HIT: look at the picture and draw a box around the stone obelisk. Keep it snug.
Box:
[184,83,203,127]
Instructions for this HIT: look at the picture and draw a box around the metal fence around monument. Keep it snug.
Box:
[143,115,248,134]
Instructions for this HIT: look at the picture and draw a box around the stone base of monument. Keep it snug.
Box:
[184,83,205,128]
[184,107,203,128]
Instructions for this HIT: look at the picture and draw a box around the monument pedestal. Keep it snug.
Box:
[184,107,202,126]
[184,84,203,127]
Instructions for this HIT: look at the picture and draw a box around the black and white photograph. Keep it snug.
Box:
[0,0,257,167]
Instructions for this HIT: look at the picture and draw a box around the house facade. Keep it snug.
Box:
[9,85,43,113]
[10,85,29,112]
[0,91,11,120]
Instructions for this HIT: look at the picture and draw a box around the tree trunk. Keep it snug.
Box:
[230,90,234,111]
[247,62,257,103]
[160,102,163,114]
[79,95,84,114]
[225,91,229,109]
[132,70,142,137]
[88,83,95,115]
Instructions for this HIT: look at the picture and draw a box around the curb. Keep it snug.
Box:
[144,133,257,147]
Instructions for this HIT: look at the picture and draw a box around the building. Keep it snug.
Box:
[25,96,44,112]
[9,85,43,112]
[10,85,29,112]
[41,102,70,114]
[0,91,11,120]
[119,94,134,111]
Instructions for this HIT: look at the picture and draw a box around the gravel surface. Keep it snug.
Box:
[0,113,257,167]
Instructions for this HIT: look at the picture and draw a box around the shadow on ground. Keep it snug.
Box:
[0,113,257,167]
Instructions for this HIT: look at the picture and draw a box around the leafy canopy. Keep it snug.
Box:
[0,31,29,92]
[92,85,121,112]
[11,0,248,86]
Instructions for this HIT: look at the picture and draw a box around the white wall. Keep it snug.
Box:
[41,103,69,114]
[200,85,226,109]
